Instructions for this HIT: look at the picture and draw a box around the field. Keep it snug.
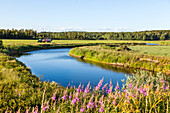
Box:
[129,46,170,57]
[0,39,170,112]
[2,39,170,46]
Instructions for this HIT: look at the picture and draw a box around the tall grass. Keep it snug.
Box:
[69,46,170,74]
[1,67,169,112]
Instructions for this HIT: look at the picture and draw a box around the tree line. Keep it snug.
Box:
[1,28,170,40]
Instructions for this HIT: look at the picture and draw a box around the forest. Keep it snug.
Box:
[0,29,170,40]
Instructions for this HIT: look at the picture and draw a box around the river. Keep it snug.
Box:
[17,48,132,88]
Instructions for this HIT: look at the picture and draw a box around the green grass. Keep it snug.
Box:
[69,45,170,74]
[0,39,170,112]
[129,46,170,57]
[2,39,170,46]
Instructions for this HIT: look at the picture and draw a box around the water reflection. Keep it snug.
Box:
[17,48,132,88]
[77,59,134,75]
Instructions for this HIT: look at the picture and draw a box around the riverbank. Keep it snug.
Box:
[69,45,170,75]
[0,43,100,112]
[1,43,102,56]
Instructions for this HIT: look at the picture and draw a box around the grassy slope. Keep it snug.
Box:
[69,45,170,74]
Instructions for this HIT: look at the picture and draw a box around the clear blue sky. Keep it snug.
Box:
[0,0,170,32]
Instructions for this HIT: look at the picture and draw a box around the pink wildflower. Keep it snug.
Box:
[71,99,76,105]
[102,83,108,90]
[128,83,133,89]
[115,82,120,90]
[99,108,104,112]
[42,106,49,111]
[109,80,113,87]
[161,79,165,83]
[80,108,85,112]
[69,95,72,99]
[62,95,66,100]
[51,96,56,100]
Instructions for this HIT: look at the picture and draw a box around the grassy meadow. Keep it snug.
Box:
[69,44,170,74]
[0,39,170,112]
[129,46,170,57]
[2,39,170,46]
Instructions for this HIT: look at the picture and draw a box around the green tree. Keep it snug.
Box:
[160,34,166,40]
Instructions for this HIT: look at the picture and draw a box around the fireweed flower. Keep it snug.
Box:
[99,108,104,112]
[138,88,145,94]
[95,78,104,90]
[80,88,84,92]
[105,90,108,93]
[15,89,17,93]
[95,86,100,90]
[69,95,72,99]
[69,92,72,99]
[115,82,120,90]
[87,95,94,109]
[51,93,56,100]
[124,89,127,93]
[161,79,165,83]
[71,99,76,105]
[62,90,67,100]
[84,82,90,93]
[109,80,113,87]
[99,95,104,105]
[80,108,85,112]
[102,83,108,90]
[75,98,80,102]
[133,83,138,90]
[161,85,166,90]
[19,92,21,97]
[155,85,159,93]
[161,77,165,83]
[87,104,91,109]
[89,102,94,107]
[42,105,49,111]
[109,86,113,93]
[77,83,81,92]
[51,96,56,100]
[165,85,169,90]
[62,95,66,100]
[135,90,139,97]
[113,100,117,106]
[128,83,133,89]
[87,102,94,109]
[99,102,105,112]
[84,88,89,93]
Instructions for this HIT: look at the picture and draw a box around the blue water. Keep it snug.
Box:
[146,43,159,45]
[17,48,132,88]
